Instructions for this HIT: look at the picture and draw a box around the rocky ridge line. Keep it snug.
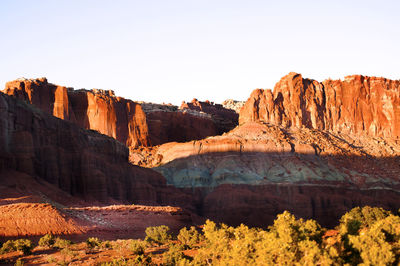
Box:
[239,72,400,138]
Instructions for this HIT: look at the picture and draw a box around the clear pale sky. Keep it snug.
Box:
[0,0,399,105]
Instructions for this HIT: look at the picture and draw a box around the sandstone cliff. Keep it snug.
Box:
[180,98,239,134]
[140,102,218,145]
[4,73,400,229]
[3,78,150,148]
[3,78,221,149]
[239,72,400,138]
[138,121,400,227]
[0,91,192,207]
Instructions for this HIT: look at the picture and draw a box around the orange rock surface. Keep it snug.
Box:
[145,110,218,146]
[3,72,400,231]
[3,79,223,149]
[3,78,150,148]
[180,98,239,134]
[134,120,400,227]
[0,203,85,237]
[0,91,193,208]
[239,72,400,138]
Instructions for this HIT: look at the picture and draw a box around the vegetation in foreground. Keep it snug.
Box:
[1,206,400,265]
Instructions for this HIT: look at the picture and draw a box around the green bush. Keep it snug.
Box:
[134,254,152,265]
[86,237,102,249]
[0,239,33,255]
[130,240,147,255]
[53,238,72,249]
[15,258,24,266]
[38,234,56,247]
[339,206,391,236]
[101,240,112,249]
[145,225,171,244]
[15,239,34,255]
[101,258,136,265]
[1,240,15,254]
[177,226,202,248]
[347,214,400,265]
[163,244,191,265]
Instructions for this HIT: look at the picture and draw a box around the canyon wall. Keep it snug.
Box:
[4,78,150,148]
[140,102,218,145]
[0,91,192,208]
[3,73,400,228]
[239,72,400,138]
[3,78,220,148]
[144,122,400,227]
[180,98,239,134]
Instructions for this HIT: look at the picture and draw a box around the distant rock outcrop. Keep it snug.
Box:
[132,72,400,227]
[4,72,400,229]
[0,91,192,207]
[138,121,400,227]
[239,72,400,138]
[4,78,150,148]
[180,98,239,134]
[140,102,218,146]
[3,78,224,150]
[221,99,245,113]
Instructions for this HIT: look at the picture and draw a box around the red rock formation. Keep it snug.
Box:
[3,78,150,148]
[196,183,400,228]
[180,98,239,134]
[3,78,223,149]
[136,121,400,227]
[239,72,400,138]
[0,91,193,208]
[0,203,86,237]
[0,171,193,240]
[145,110,217,146]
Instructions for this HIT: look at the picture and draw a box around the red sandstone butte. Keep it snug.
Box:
[239,72,400,138]
[0,91,193,209]
[3,78,150,148]
[140,102,218,146]
[180,98,239,134]
[3,78,222,148]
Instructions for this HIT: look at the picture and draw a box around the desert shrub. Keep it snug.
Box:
[145,225,171,244]
[130,239,147,255]
[38,234,56,247]
[256,212,334,265]
[86,237,102,249]
[163,244,191,265]
[193,213,339,265]
[339,206,391,236]
[347,214,400,265]
[14,258,24,266]
[101,257,136,265]
[1,240,15,254]
[134,254,152,265]
[0,239,33,255]
[53,237,72,249]
[101,240,112,249]
[337,206,393,264]
[177,226,202,248]
[46,256,57,264]
[13,239,34,255]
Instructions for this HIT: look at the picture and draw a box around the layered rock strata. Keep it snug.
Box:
[221,99,245,113]
[0,91,192,208]
[4,78,150,148]
[180,98,239,134]
[3,78,221,149]
[140,121,400,227]
[140,102,217,145]
[239,72,400,138]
